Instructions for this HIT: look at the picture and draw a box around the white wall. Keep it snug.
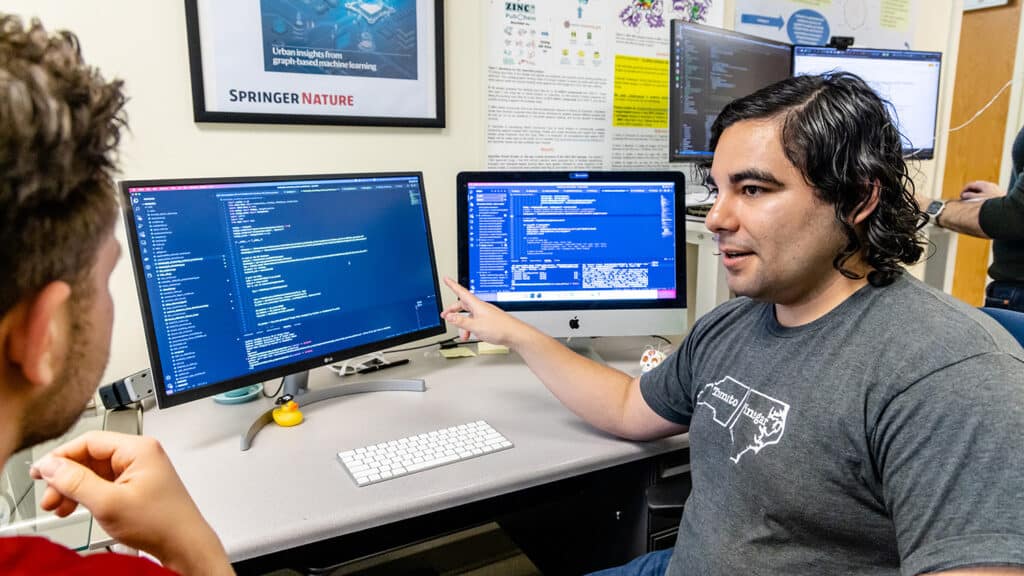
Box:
[4,1,963,385]
[910,0,964,205]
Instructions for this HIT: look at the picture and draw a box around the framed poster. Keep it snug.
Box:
[184,0,445,127]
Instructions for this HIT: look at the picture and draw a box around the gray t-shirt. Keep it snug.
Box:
[640,274,1024,575]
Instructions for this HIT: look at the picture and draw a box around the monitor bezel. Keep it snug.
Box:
[120,171,447,409]
[791,45,943,160]
[669,20,794,162]
[456,170,687,313]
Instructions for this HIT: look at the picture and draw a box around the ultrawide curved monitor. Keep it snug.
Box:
[121,172,445,408]
[457,171,687,338]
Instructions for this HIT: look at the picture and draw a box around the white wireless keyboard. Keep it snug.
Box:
[337,420,513,487]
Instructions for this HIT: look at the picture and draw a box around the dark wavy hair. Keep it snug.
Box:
[699,72,928,287]
[0,14,127,315]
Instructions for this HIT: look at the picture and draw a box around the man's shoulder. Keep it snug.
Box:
[874,275,1022,357]
[858,275,1024,404]
[0,536,176,576]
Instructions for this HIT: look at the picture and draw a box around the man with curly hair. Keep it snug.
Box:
[443,73,1024,575]
[0,13,232,575]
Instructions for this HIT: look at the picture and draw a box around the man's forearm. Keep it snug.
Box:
[937,199,988,238]
[510,327,638,437]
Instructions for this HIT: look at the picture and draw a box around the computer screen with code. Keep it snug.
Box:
[457,171,686,339]
[122,173,445,408]
[669,21,792,161]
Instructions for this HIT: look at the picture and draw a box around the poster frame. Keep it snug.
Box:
[184,0,446,128]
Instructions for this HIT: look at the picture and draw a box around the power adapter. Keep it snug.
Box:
[98,369,153,409]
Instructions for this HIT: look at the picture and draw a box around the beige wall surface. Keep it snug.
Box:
[3,1,961,385]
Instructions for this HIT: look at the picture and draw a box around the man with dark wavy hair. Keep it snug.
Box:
[0,14,232,575]
[442,73,1024,575]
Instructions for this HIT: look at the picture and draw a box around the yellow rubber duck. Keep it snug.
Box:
[272,395,304,427]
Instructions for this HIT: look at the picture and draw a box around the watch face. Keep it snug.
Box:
[926,200,944,215]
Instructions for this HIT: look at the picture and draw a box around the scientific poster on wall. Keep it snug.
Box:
[733,0,916,50]
[485,0,724,170]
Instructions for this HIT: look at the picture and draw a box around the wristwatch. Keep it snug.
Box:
[925,199,946,227]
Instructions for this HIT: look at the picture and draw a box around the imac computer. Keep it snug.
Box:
[121,172,446,445]
[669,21,792,162]
[792,46,942,159]
[457,171,687,353]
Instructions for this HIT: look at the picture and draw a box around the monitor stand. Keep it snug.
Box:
[212,384,263,405]
[561,337,604,363]
[239,370,426,451]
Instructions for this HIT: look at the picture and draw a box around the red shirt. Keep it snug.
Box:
[0,536,178,575]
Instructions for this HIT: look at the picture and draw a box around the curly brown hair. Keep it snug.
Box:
[699,72,928,287]
[0,14,127,314]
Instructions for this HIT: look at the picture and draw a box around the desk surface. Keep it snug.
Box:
[143,337,688,563]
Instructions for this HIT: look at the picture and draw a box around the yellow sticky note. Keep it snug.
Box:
[440,347,476,359]
[879,0,911,30]
[477,342,510,355]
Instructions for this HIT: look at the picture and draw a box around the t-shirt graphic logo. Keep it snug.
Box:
[695,376,790,464]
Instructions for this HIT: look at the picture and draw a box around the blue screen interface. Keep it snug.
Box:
[465,180,678,304]
[127,175,440,397]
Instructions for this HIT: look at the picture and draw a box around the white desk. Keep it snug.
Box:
[143,337,688,572]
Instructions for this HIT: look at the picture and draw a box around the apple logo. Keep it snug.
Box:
[568,316,580,330]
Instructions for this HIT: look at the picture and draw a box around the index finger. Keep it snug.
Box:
[443,276,475,300]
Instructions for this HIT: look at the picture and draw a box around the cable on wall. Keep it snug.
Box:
[948,79,1014,133]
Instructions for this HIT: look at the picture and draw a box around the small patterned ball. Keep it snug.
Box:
[640,348,666,373]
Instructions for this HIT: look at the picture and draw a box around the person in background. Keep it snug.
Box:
[0,13,233,575]
[921,125,1024,312]
[443,72,1024,575]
